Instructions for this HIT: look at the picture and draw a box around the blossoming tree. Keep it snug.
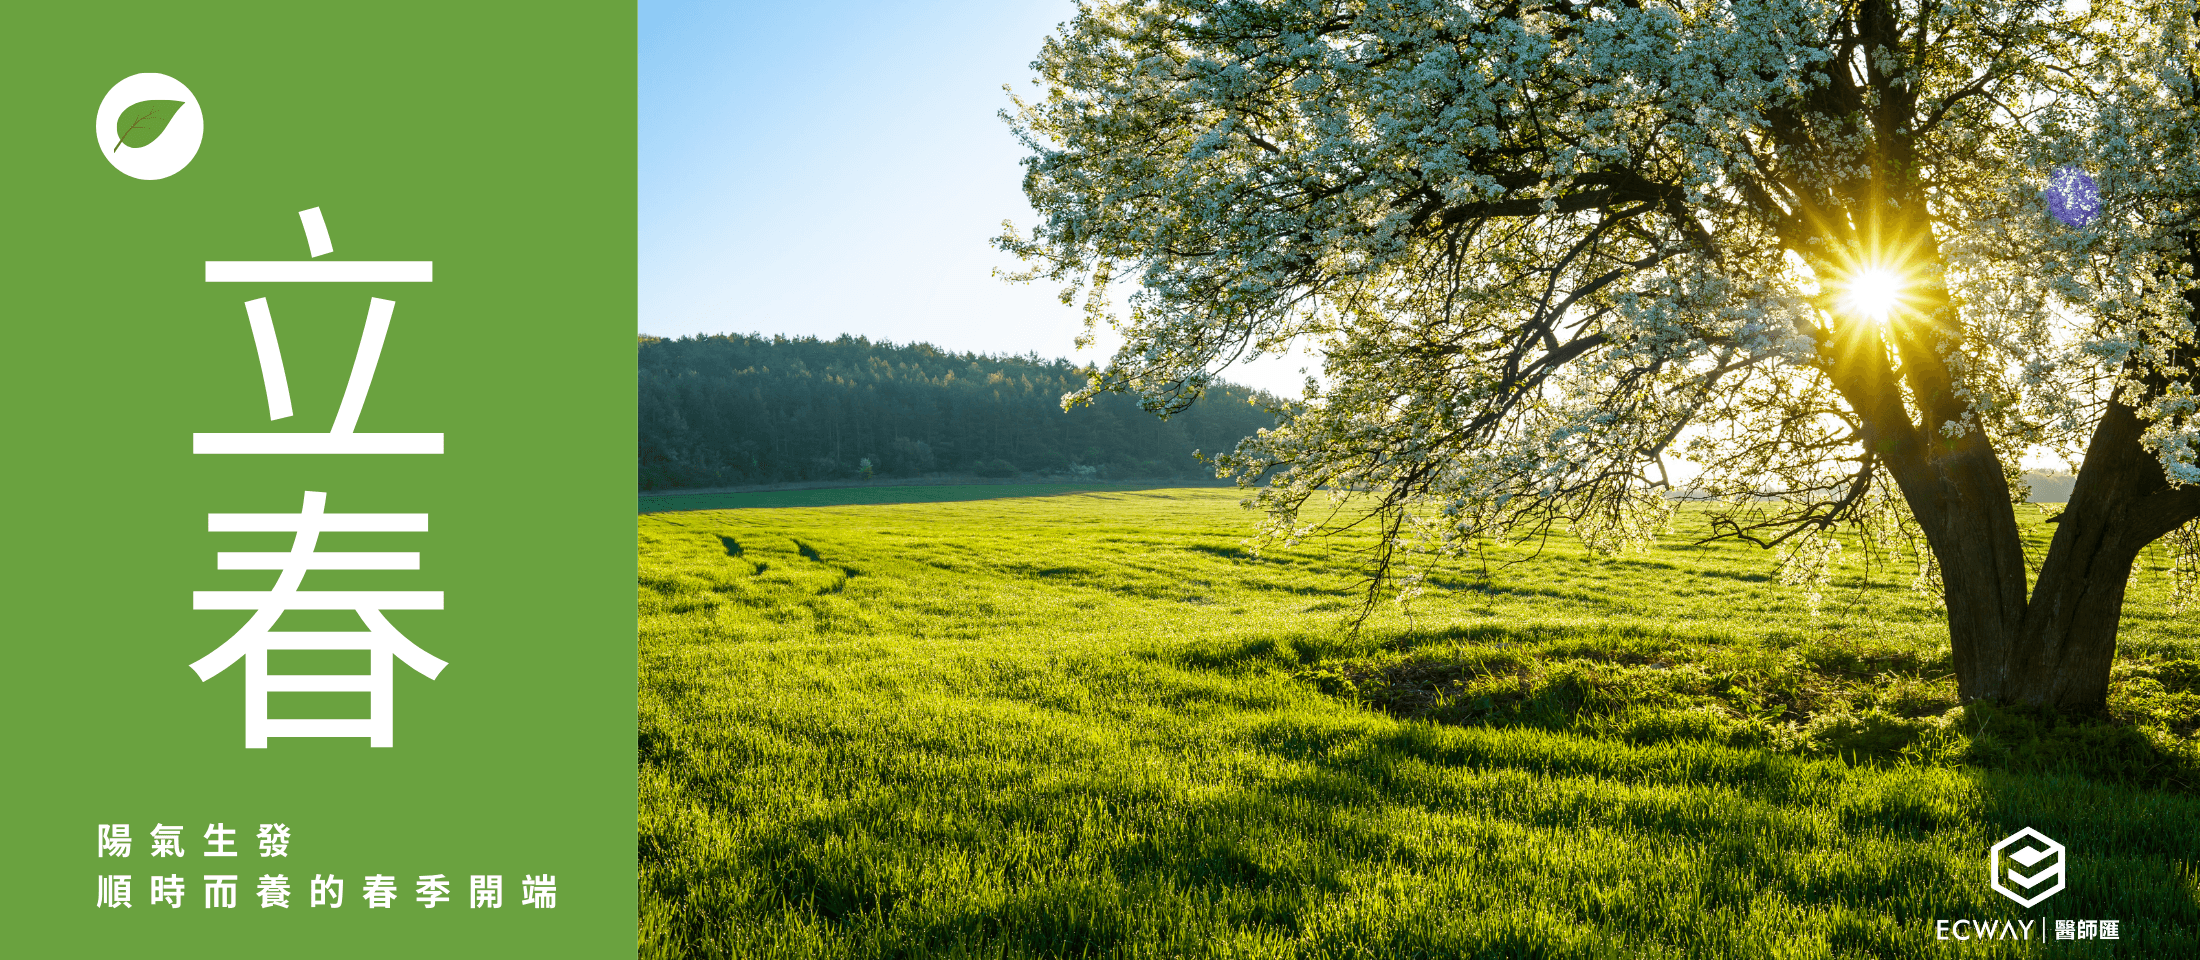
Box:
[1001,0,2200,709]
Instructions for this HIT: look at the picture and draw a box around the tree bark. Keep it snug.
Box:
[1880,429,2032,704]
[1883,393,2200,711]
[2002,398,2200,709]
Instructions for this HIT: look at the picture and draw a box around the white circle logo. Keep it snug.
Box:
[95,73,204,180]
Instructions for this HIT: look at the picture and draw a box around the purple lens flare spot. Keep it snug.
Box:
[2047,166,2100,228]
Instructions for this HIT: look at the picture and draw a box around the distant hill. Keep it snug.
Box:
[638,334,1280,491]
[2023,471,2075,503]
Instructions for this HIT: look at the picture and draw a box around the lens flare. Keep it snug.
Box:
[1842,267,1903,323]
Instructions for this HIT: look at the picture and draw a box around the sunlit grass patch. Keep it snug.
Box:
[639,490,2200,959]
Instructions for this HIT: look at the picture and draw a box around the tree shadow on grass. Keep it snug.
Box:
[644,708,2200,958]
[1161,623,1716,677]
[683,789,1344,958]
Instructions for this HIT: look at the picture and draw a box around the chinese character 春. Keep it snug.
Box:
[203,875,237,909]
[2101,920,2120,939]
[258,823,289,857]
[150,874,186,909]
[521,874,556,909]
[416,874,450,908]
[97,875,132,908]
[362,875,398,909]
[203,823,237,857]
[98,824,131,858]
[150,824,184,858]
[2077,920,2099,939]
[311,874,343,908]
[257,874,290,908]
[470,874,501,909]
[191,491,446,748]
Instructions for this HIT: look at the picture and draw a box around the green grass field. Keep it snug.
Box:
[638,489,2200,958]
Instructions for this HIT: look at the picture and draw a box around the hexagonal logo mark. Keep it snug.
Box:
[1990,827,2065,907]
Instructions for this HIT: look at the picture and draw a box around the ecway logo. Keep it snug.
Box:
[95,73,203,180]
[1990,827,2065,907]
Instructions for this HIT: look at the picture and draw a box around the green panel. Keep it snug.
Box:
[267,651,370,677]
[0,4,636,954]
[267,693,372,720]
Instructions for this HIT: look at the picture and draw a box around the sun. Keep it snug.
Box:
[1841,267,1905,324]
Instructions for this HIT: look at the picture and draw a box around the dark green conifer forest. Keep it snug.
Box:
[638,334,1279,490]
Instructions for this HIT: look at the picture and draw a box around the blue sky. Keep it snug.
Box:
[642,2,1093,355]
[638,0,1312,395]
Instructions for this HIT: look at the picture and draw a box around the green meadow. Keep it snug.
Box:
[637,489,2200,959]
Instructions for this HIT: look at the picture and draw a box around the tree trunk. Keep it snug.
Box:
[1882,431,2031,705]
[2006,398,2200,709]
[1894,396,2200,711]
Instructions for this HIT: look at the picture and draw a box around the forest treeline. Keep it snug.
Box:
[638,334,1281,490]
